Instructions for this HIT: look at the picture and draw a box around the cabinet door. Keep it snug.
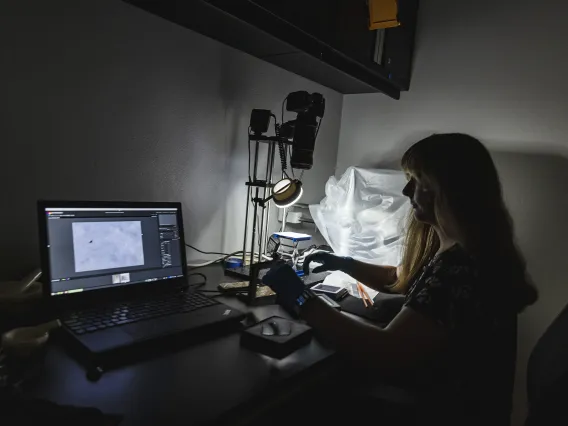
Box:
[244,1,384,75]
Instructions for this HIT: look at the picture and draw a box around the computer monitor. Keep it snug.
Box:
[37,201,187,297]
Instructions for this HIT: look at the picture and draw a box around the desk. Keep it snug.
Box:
[23,266,336,426]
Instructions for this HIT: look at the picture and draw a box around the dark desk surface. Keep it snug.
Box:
[24,266,336,426]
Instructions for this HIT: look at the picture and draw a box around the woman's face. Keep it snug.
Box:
[403,173,437,225]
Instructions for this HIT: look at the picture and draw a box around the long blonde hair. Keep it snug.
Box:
[390,213,438,294]
[390,134,537,313]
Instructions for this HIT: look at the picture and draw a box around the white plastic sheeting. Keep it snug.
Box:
[310,167,410,267]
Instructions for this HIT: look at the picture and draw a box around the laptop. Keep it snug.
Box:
[37,200,245,358]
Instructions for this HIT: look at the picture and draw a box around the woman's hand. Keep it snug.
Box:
[303,252,352,275]
[262,263,306,313]
[303,252,398,293]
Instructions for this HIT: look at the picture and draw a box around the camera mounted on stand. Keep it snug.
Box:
[229,91,326,305]
[250,91,326,171]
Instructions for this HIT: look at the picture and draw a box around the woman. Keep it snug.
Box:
[264,134,537,425]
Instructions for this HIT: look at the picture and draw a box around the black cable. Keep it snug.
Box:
[187,249,251,271]
[188,272,207,281]
[276,124,288,174]
[247,126,253,182]
[187,272,207,289]
[187,273,248,297]
[281,95,288,125]
[315,116,323,140]
[220,252,241,261]
[185,244,229,256]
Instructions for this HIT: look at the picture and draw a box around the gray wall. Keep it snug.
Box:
[336,0,568,424]
[0,0,342,278]
[493,152,568,425]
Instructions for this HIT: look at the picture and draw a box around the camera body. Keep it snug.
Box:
[248,91,326,171]
[286,91,325,117]
[284,91,325,170]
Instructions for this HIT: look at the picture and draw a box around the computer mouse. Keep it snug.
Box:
[261,320,291,337]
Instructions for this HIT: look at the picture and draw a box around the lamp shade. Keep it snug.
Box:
[272,178,303,208]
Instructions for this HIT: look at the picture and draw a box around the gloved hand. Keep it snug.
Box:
[262,263,305,313]
[302,252,352,276]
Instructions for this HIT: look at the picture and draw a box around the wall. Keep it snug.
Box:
[0,0,342,278]
[493,152,568,425]
[336,0,568,424]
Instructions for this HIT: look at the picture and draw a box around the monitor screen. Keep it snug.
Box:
[42,205,185,296]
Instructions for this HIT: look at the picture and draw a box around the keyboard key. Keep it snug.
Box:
[86,327,98,333]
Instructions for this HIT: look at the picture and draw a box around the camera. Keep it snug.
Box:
[282,91,325,170]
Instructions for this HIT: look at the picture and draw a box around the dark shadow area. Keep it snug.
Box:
[489,149,568,424]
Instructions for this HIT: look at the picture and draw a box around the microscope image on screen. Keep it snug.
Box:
[72,221,145,273]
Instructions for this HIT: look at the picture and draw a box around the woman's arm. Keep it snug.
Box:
[344,259,399,293]
[303,252,399,293]
[300,297,447,374]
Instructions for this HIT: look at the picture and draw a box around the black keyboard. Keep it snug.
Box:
[62,291,218,335]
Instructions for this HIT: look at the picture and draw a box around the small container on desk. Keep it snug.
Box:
[272,231,312,268]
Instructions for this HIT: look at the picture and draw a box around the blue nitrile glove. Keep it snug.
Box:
[303,252,353,276]
[262,264,305,313]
